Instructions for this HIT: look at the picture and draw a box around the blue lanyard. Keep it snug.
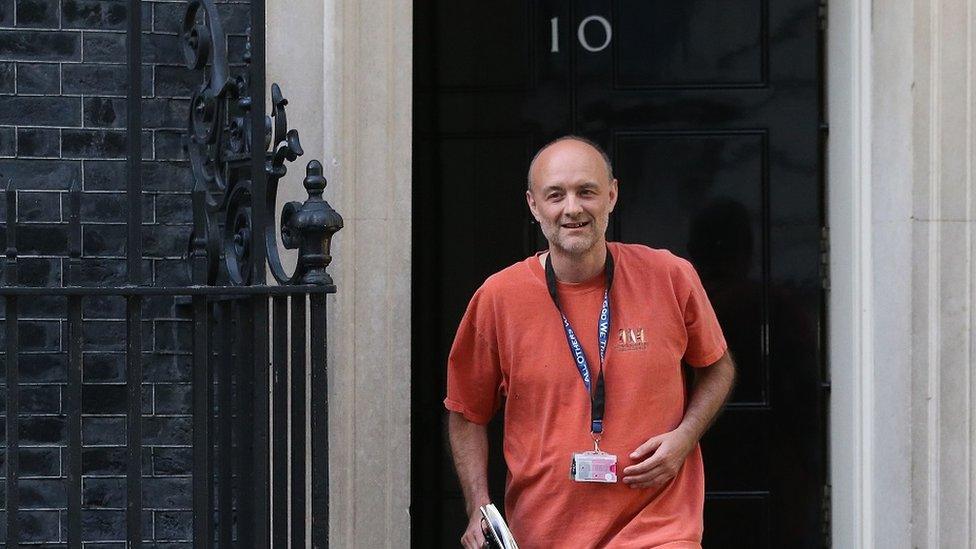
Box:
[544,249,614,435]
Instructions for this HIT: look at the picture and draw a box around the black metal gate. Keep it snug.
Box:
[0,0,340,546]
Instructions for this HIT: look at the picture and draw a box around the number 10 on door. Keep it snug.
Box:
[551,15,613,53]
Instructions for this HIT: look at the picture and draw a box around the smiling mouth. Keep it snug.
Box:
[562,221,590,229]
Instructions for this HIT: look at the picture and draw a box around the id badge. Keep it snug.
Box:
[570,451,617,483]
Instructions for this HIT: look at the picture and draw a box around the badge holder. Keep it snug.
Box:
[570,433,617,483]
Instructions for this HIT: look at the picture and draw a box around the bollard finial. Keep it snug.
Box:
[304,160,326,196]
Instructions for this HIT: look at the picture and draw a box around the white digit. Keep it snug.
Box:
[577,15,612,52]
[550,17,559,53]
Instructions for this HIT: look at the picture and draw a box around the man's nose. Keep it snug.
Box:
[564,194,584,217]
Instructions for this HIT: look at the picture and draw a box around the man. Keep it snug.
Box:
[445,136,736,548]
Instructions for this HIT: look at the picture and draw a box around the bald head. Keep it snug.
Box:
[524,135,619,258]
[527,136,614,191]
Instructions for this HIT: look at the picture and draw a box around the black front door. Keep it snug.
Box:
[412,1,825,547]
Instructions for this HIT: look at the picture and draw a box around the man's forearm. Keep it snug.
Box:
[448,411,492,515]
[677,351,736,442]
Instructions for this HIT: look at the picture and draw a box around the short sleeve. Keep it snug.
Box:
[444,286,503,424]
[677,259,728,367]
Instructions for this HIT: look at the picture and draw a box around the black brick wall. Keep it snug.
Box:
[0,0,249,544]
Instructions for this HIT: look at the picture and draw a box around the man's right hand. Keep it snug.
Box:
[449,412,492,548]
[460,511,487,548]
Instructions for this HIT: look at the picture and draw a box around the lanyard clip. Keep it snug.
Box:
[591,431,602,453]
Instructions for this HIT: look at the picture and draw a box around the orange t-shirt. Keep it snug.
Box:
[444,242,727,549]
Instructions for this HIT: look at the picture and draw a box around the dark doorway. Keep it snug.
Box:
[412,1,825,547]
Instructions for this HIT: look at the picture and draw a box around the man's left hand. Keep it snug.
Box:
[621,428,696,489]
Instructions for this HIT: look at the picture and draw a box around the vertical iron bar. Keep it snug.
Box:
[250,0,269,535]
[290,295,306,547]
[4,296,17,545]
[217,302,233,548]
[309,293,328,546]
[126,1,142,281]
[5,301,16,545]
[191,178,212,547]
[252,295,270,546]
[208,304,216,543]
[5,180,19,546]
[66,182,83,546]
[272,297,287,547]
[192,294,212,547]
[126,0,143,544]
[125,0,143,269]
[126,297,143,546]
[4,182,16,281]
[250,0,268,285]
[237,299,255,546]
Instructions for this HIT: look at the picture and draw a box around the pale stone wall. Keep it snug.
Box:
[831,0,976,546]
[870,0,914,546]
[827,0,884,543]
[269,0,412,546]
[910,0,976,545]
[327,0,413,546]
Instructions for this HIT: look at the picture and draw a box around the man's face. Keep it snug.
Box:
[526,140,618,256]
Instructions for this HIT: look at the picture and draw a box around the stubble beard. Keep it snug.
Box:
[541,213,609,257]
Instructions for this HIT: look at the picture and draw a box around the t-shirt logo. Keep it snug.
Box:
[617,327,647,352]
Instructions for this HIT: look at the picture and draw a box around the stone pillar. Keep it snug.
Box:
[910,0,976,545]
[327,0,413,546]
[831,0,976,545]
[869,0,914,545]
[268,0,412,545]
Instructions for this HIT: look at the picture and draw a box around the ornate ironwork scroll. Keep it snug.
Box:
[181,0,343,287]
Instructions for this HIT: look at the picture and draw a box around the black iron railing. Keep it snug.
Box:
[0,0,341,546]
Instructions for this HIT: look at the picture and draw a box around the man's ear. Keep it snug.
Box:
[608,178,619,213]
[526,189,541,222]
